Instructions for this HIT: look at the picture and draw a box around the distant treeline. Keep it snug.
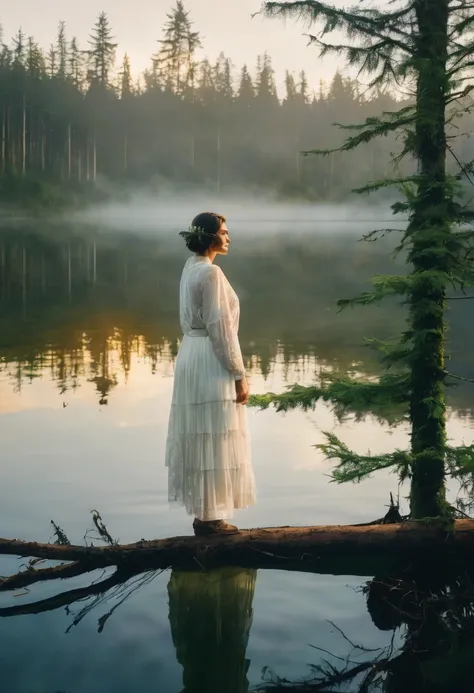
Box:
[0,1,473,205]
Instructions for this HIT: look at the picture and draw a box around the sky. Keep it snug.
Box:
[1,0,348,94]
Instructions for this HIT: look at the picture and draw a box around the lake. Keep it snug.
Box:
[1,205,474,692]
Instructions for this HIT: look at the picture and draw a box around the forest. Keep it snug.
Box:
[1,0,469,207]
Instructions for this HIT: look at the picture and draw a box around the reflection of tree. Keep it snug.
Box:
[168,568,257,693]
[1,228,474,413]
[262,561,474,693]
[86,332,119,405]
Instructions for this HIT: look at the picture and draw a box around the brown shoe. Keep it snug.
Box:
[193,519,239,536]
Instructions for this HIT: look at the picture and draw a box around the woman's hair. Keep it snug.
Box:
[180,212,226,254]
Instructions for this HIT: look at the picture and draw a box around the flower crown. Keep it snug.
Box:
[179,225,216,244]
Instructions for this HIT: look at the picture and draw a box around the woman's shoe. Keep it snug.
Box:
[193,519,239,536]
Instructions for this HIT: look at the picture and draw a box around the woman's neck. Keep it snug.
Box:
[195,251,216,263]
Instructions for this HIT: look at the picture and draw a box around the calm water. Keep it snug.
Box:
[1,214,474,692]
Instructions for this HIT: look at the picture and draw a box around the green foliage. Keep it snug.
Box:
[304,107,416,155]
[250,371,409,424]
[337,274,410,308]
[87,11,117,87]
[259,0,474,519]
[446,443,474,514]
[318,432,411,484]
[153,0,201,94]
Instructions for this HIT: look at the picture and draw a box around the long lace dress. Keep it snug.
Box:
[165,255,256,521]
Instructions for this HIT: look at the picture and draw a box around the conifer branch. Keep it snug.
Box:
[250,372,409,424]
[303,109,415,154]
[337,275,410,309]
[446,295,474,300]
[444,370,474,385]
[262,2,416,46]
[316,432,412,484]
[353,176,418,195]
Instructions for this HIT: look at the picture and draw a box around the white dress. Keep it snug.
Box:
[165,255,256,521]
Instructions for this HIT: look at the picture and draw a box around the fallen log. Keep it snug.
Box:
[2,519,474,587]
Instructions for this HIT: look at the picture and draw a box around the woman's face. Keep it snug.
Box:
[213,222,231,255]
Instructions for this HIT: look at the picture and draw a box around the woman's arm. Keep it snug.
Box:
[202,265,246,379]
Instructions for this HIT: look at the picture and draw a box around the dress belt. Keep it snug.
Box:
[185,329,209,338]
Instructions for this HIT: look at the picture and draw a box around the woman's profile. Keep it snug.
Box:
[165,212,256,535]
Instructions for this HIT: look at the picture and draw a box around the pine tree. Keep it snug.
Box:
[153,0,201,94]
[215,53,234,101]
[186,59,198,97]
[119,53,133,98]
[47,45,57,78]
[328,71,354,104]
[285,71,297,102]
[238,65,255,107]
[298,70,309,104]
[87,12,117,87]
[56,21,68,80]
[0,38,12,70]
[12,29,26,68]
[68,37,83,89]
[256,52,277,103]
[255,0,474,519]
[318,79,327,102]
[26,37,44,78]
[197,58,215,103]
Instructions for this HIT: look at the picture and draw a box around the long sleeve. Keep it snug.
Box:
[202,266,245,380]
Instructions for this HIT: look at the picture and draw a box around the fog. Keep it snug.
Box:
[67,194,405,239]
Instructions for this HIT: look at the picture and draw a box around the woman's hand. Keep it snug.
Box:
[235,377,249,405]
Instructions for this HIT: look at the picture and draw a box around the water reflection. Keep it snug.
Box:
[1,553,474,693]
[168,568,257,693]
[1,225,474,416]
[260,560,474,693]
[2,224,474,691]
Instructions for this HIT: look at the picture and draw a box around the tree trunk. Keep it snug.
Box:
[92,241,97,284]
[86,138,90,181]
[67,123,72,180]
[5,107,10,174]
[190,134,195,168]
[41,115,46,172]
[1,521,474,588]
[67,244,72,299]
[22,94,26,177]
[93,132,97,181]
[1,107,5,175]
[217,128,221,195]
[21,244,26,314]
[409,0,450,519]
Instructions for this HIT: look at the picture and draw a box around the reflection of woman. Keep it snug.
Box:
[168,568,257,693]
[165,212,256,536]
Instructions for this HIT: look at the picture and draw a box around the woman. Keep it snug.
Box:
[165,212,256,535]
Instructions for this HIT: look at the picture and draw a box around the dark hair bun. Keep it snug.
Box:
[180,212,226,254]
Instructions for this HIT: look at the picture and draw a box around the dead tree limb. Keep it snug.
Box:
[2,520,474,591]
[0,570,127,618]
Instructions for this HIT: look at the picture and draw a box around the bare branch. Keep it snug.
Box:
[444,370,474,385]
[0,570,125,619]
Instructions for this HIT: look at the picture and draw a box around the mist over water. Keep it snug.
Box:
[67,196,405,237]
